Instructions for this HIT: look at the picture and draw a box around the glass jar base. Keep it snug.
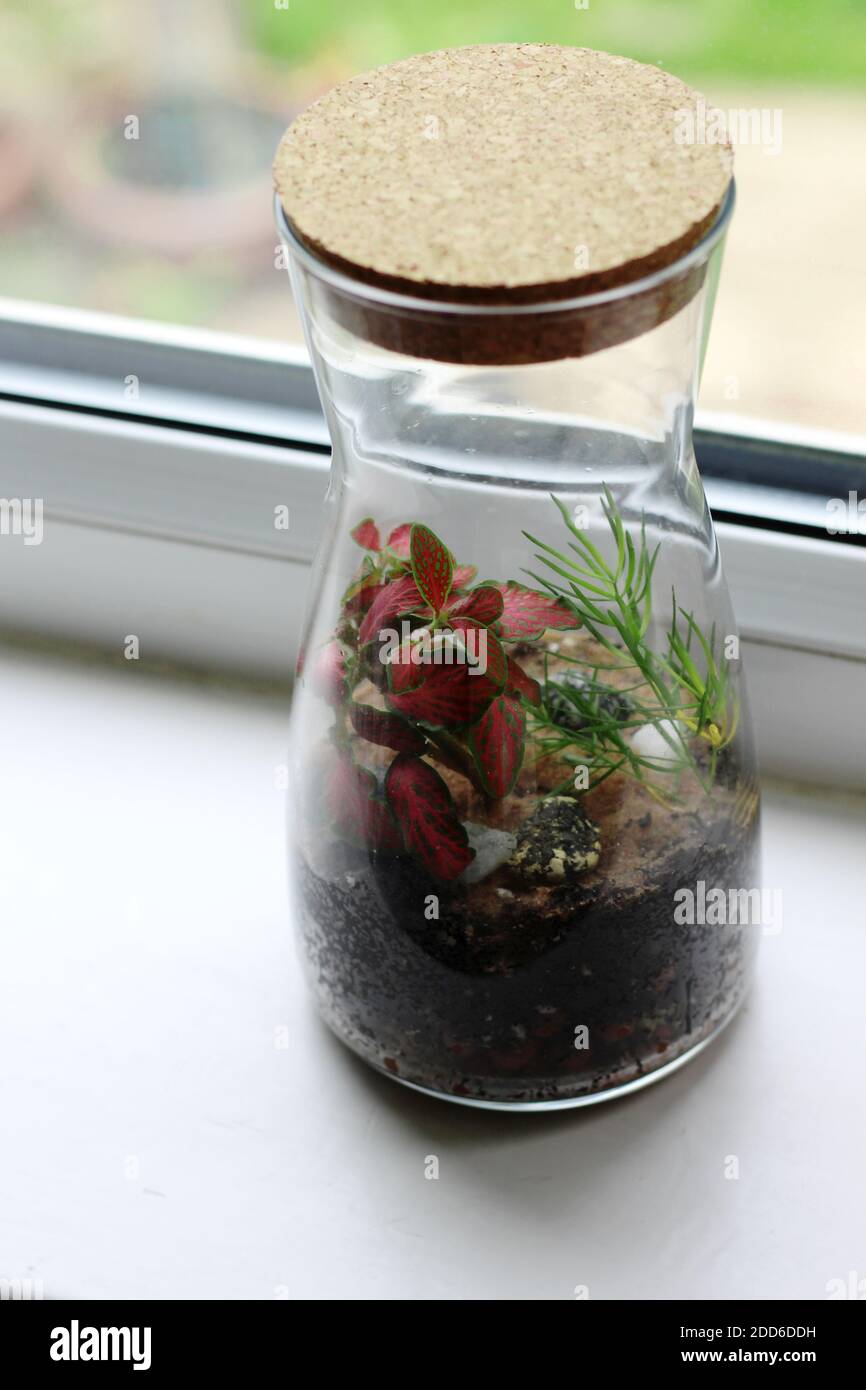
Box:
[329,997,748,1113]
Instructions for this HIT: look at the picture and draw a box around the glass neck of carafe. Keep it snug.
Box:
[289,258,724,525]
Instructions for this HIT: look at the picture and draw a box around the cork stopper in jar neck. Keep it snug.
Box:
[274,44,734,364]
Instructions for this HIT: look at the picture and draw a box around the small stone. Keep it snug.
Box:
[630,718,682,766]
[546,670,632,734]
[508,796,601,885]
[459,823,518,886]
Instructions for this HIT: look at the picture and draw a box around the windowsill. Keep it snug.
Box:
[2,643,864,1299]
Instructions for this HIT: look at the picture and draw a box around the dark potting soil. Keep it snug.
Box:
[294,781,760,1105]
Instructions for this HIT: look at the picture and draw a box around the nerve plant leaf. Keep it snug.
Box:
[383,637,426,695]
[448,618,508,690]
[447,584,504,627]
[350,518,381,551]
[451,564,478,591]
[467,693,526,798]
[327,756,402,852]
[505,656,542,707]
[312,640,348,706]
[384,753,474,880]
[342,571,381,616]
[359,573,423,644]
[349,702,427,753]
[385,523,413,558]
[410,523,453,615]
[339,513,569,803]
[489,581,580,641]
[387,657,502,729]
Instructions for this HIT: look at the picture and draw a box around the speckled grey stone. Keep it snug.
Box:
[508,796,601,885]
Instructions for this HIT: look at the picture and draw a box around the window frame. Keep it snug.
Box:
[1,299,864,787]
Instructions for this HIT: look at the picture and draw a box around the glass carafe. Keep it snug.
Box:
[278,185,760,1110]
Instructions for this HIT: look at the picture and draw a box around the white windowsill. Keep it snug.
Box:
[2,644,864,1300]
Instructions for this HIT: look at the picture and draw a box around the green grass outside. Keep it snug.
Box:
[249,0,866,87]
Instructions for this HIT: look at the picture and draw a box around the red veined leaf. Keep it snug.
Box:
[349,702,426,753]
[385,619,495,698]
[359,573,423,644]
[490,581,580,641]
[452,564,478,591]
[342,571,382,617]
[384,753,474,881]
[448,618,508,691]
[467,693,526,799]
[383,638,426,695]
[386,523,413,558]
[506,656,542,707]
[447,584,504,627]
[326,756,402,852]
[312,640,348,706]
[350,517,381,551]
[410,523,453,615]
[358,640,391,693]
[387,660,500,729]
[365,798,403,852]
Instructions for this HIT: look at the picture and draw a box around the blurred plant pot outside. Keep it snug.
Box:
[0,115,40,221]
[47,65,331,260]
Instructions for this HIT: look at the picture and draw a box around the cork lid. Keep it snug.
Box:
[274,45,733,363]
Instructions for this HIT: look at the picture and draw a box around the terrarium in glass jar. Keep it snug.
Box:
[274,45,761,1109]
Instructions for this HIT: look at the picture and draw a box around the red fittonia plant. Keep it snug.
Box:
[310,517,579,879]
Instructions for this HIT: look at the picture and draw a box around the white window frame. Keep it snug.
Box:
[1,298,864,788]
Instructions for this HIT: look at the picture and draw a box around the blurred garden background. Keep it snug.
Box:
[0,0,864,432]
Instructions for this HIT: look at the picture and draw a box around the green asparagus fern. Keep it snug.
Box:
[524,487,739,802]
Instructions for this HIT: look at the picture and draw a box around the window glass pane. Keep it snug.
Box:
[1,1,863,434]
